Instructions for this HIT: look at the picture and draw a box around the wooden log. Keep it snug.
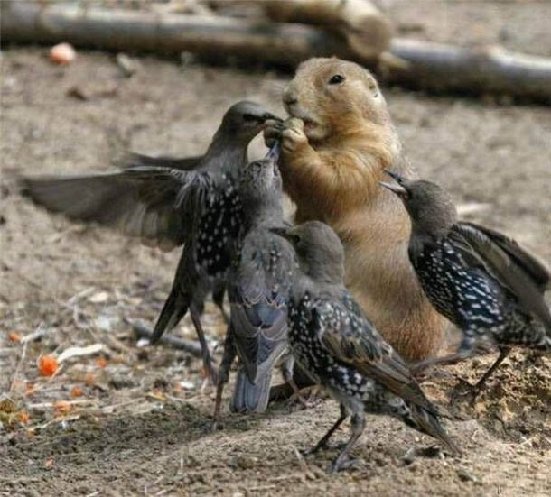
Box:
[209,0,392,59]
[0,1,376,66]
[388,39,551,102]
[2,2,551,102]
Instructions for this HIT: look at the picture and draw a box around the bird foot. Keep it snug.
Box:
[301,441,346,457]
[209,419,224,432]
[288,391,322,411]
[450,378,484,407]
[328,455,361,473]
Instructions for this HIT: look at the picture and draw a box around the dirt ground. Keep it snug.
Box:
[1,1,550,496]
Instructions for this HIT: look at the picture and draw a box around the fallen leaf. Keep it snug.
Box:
[53,400,72,416]
[84,372,96,386]
[18,410,30,424]
[0,398,16,413]
[25,383,35,397]
[70,386,84,398]
[147,390,166,401]
[37,355,59,377]
[89,291,109,303]
[96,356,108,369]
[8,332,22,343]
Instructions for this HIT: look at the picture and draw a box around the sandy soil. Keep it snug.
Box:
[1,1,550,496]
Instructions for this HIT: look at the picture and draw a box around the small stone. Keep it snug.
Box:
[235,455,257,470]
[457,468,479,483]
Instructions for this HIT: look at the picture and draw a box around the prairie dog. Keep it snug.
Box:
[274,58,446,361]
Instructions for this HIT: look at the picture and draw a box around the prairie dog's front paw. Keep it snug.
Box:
[282,117,308,154]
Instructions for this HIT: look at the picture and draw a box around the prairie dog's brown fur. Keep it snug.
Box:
[277,58,446,361]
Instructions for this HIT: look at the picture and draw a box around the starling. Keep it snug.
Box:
[20,100,281,384]
[213,146,299,417]
[275,221,459,473]
[380,171,551,395]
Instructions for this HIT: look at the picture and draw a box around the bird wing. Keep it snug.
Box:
[316,291,437,412]
[229,234,292,382]
[451,223,551,329]
[20,166,212,250]
[118,152,204,171]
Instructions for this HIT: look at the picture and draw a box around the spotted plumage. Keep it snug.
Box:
[214,149,298,416]
[20,101,281,385]
[278,221,459,473]
[381,171,551,392]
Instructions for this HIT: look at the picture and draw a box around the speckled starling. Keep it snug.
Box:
[213,146,300,416]
[20,100,281,384]
[380,171,551,394]
[275,221,459,473]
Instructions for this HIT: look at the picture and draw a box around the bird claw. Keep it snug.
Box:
[302,441,346,457]
[328,456,360,473]
[450,378,483,406]
[209,419,224,432]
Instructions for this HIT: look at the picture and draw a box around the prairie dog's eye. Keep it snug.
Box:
[328,74,345,85]
[243,114,259,122]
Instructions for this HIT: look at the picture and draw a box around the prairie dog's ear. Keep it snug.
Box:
[363,70,380,97]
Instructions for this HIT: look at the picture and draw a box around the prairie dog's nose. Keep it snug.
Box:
[283,86,298,106]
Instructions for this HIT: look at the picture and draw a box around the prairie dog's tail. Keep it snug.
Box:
[230,366,273,413]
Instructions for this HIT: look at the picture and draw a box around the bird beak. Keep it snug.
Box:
[262,113,283,124]
[379,181,408,198]
[383,169,403,182]
[265,142,280,162]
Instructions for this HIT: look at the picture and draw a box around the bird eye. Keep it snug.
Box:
[242,114,259,122]
[328,74,345,85]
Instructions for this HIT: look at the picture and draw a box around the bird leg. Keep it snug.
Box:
[303,404,348,456]
[211,283,230,325]
[211,330,236,430]
[411,336,475,374]
[190,303,218,386]
[454,346,511,405]
[329,412,365,473]
[280,355,313,409]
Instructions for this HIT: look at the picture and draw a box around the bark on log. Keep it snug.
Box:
[210,0,392,59]
[388,39,551,102]
[0,1,375,65]
[2,2,551,102]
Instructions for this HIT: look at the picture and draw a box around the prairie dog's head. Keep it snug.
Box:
[283,58,389,142]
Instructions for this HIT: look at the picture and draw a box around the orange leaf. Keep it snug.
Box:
[84,372,96,386]
[70,386,83,398]
[37,355,59,377]
[8,332,22,343]
[95,356,108,369]
[18,410,30,424]
[53,400,72,415]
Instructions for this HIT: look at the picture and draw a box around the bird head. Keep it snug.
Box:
[379,171,458,237]
[221,100,282,142]
[239,154,282,200]
[272,221,345,284]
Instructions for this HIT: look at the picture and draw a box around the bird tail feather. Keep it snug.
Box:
[230,366,273,414]
[152,290,188,343]
[407,404,462,456]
